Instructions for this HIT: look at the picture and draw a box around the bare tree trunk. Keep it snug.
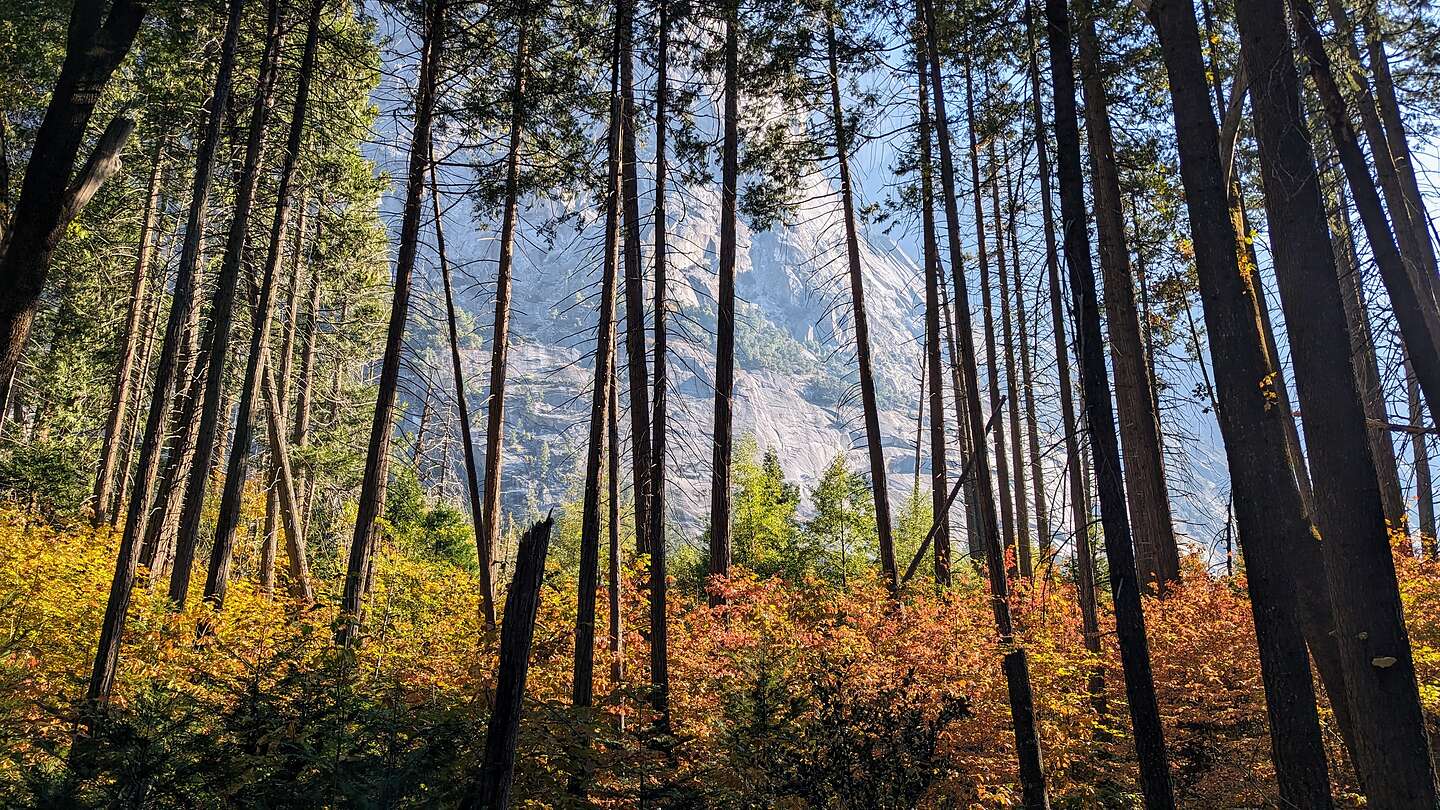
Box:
[827,21,897,592]
[1408,354,1437,558]
[607,353,623,717]
[260,362,313,601]
[0,0,147,425]
[478,16,530,611]
[1047,0,1174,802]
[708,2,739,604]
[1009,158,1050,567]
[922,0,1048,803]
[618,0,652,558]
[204,0,324,612]
[915,34,950,586]
[167,0,284,607]
[1148,1,1334,802]
[113,237,166,524]
[263,198,309,593]
[293,211,323,545]
[94,142,165,525]
[463,516,552,810]
[993,143,1031,577]
[575,37,623,708]
[87,0,244,709]
[1076,0,1180,592]
[1248,0,1438,802]
[337,0,443,646]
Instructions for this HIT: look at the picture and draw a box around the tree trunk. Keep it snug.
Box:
[478,17,530,611]
[93,141,164,526]
[1408,354,1437,558]
[337,0,443,646]
[915,38,951,587]
[204,0,324,612]
[828,22,897,592]
[87,0,243,709]
[993,143,1031,577]
[0,0,147,426]
[1026,0,1103,713]
[1075,1,1180,592]
[1047,0,1175,802]
[1291,0,1440,422]
[263,196,309,593]
[962,66,1017,570]
[607,353,623,713]
[618,0,652,559]
[649,0,672,728]
[708,3,739,605]
[1148,1,1334,802]
[1009,159,1051,568]
[430,146,494,627]
[260,361,313,601]
[112,236,166,524]
[291,207,323,555]
[167,0,284,607]
[574,38,623,708]
[1246,0,1438,802]
[922,0,1049,803]
[463,516,552,810]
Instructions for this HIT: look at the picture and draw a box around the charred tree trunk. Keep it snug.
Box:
[922,0,1049,803]
[1148,0,1334,802]
[708,2,740,604]
[0,0,147,425]
[463,517,552,810]
[337,0,444,645]
[204,0,324,611]
[87,0,244,708]
[828,21,897,592]
[93,141,164,526]
[1047,0,1175,802]
[478,17,529,613]
[1075,0,1180,592]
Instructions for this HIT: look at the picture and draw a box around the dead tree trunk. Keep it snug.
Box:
[463,516,552,810]
[337,0,444,645]
[1047,0,1175,802]
[93,141,164,526]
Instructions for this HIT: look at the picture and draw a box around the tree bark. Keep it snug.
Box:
[204,0,324,611]
[87,0,244,708]
[337,0,443,645]
[993,143,1031,577]
[478,16,530,611]
[0,0,147,427]
[828,21,897,592]
[264,197,309,593]
[708,3,740,604]
[1248,0,1438,802]
[922,0,1049,803]
[649,0,672,728]
[1148,1,1335,802]
[463,516,552,810]
[1409,354,1437,558]
[93,140,164,525]
[1047,0,1175,802]
[1075,1,1180,592]
[260,361,313,601]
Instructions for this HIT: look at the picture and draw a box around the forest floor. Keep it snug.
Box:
[1,506,1435,807]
